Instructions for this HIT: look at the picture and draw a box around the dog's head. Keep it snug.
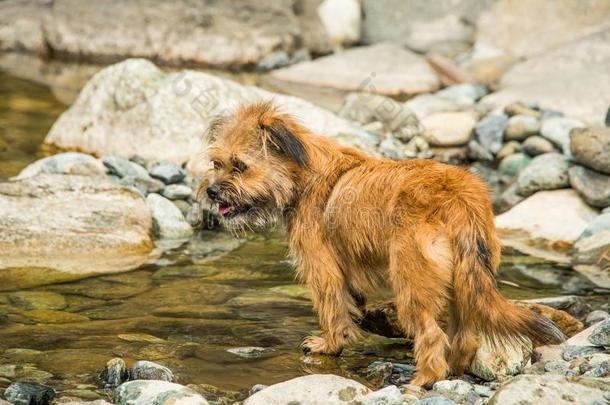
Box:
[198,101,310,232]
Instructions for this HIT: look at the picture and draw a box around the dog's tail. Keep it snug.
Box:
[451,208,565,348]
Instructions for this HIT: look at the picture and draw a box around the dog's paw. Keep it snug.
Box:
[300,336,342,355]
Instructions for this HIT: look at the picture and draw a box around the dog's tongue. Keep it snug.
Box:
[218,205,231,215]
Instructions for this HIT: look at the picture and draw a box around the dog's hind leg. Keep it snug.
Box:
[388,226,452,386]
[297,245,362,355]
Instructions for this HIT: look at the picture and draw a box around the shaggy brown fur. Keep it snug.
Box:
[198,101,564,386]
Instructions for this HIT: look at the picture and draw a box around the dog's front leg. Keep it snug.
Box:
[298,247,361,356]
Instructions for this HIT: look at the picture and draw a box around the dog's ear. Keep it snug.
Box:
[262,120,310,168]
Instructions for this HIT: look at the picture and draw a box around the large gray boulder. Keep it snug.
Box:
[44,59,376,172]
[487,374,610,405]
[0,174,154,290]
[244,374,371,405]
[481,29,610,125]
[495,190,599,263]
[269,43,441,97]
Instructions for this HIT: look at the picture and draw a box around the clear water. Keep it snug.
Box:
[0,62,607,402]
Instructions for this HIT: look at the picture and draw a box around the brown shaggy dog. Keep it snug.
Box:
[199,101,564,386]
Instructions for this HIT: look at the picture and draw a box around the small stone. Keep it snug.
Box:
[404,94,463,119]
[562,345,603,361]
[540,117,585,156]
[422,112,476,147]
[256,51,291,71]
[499,153,531,177]
[100,358,127,388]
[361,385,404,405]
[586,310,610,327]
[467,140,494,162]
[569,165,610,208]
[413,397,457,405]
[129,361,174,382]
[378,137,417,160]
[496,141,522,160]
[9,292,67,310]
[505,115,541,141]
[543,360,570,374]
[432,380,473,396]
[435,83,488,106]
[3,382,56,405]
[366,361,393,388]
[102,155,149,179]
[469,337,531,381]
[146,193,193,239]
[149,162,186,184]
[119,175,164,195]
[472,384,493,398]
[588,319,610,347]
[570,127,610,174]
[516,153,569,196]
[474,114,508,155]
[161,184,192,200]
[227,347,274,358]
[504,102,542,118]
[114,380,207,405]
[582,360,610,378]
[521,135,556,156]
[249,384,268,396]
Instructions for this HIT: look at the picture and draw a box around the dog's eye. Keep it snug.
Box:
[231,159,248,174]
[212,160,223,170]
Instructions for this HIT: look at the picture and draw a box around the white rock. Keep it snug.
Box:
[540,117,585,157]
[422,112,476,146]
[317,0,361,47]
[433,379,474,396]
[495,189,599,263]
[469,337,531,382]
[45,59,373,171]
[146,193,193,239]
[114,380,208,405]
[361,385,404,405]
[244,374,371,405]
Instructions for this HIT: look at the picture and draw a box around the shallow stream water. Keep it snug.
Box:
[0,61,608,401]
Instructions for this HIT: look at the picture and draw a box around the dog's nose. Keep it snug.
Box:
[206,184,220,200]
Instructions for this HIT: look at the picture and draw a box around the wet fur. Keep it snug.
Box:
[199,102,565,386]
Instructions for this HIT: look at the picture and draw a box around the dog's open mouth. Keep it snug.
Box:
[217,202,249,219]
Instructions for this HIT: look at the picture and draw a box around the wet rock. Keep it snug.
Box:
[101,155,149,179]
[100,358,127,388]
[3,382,55,405]
[243,374,370,405]
[469,337,531,382]
[149,162,186,185]
[540,117,586,157]
[338,93,421,139]
[8,291,67,310]
[0,175,153,289]
[570,127,610,175]
[114,380,208,405]
[521,135,556,156]
[270,43,440,97]
[317,0,361,47]
[422,112,476,147]
[569,165,610,208]
[146,193,193,239]
[474,114,508,155]
[562,345,604,361]
[22,309,89,324]
[365,361,393,388]
[495,190,598,263]
[15,152,106,179]
[588,319,610,347]
[467,140,494,162]
[515,153,569,196]
[45,59,373,166]
[572,212,610,289]
[361,385,404,405]
[505,115,540,141]
[161,184,192,200]
[498,153,530,177]
[227,347,274,358]
[129,360,174,382]
[586,311,610,327]
[496,141,522,160]
[487,374,610,405]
